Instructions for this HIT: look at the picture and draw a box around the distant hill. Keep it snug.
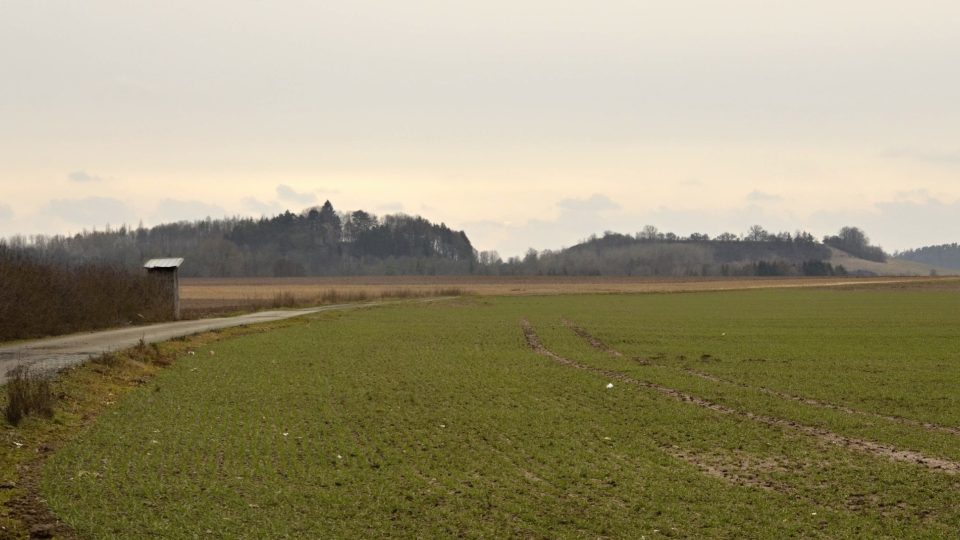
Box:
[829,247,957,276]
[486,228,958,278]
[487,231,842,277]
[10,216,949,278]
[894,244,960,271]
[9,201,476,277]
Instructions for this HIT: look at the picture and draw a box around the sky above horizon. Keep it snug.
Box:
[1,1,959,256]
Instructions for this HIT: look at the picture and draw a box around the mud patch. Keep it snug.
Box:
[522,319,960,475]
[662,446,795,492]
[4,448,75,539]
[560,319,648,365]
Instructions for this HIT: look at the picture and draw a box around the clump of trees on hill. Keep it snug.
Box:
[0,244,172,341]
[477,226,847,277]
[822,227,886,262]
[895,243,960,270]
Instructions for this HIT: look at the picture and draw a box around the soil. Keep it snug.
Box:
[2,445,75,539]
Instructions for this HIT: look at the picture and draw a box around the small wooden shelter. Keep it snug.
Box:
[144,258,184,320]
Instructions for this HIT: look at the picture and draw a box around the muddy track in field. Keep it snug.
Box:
[561,318,960,438]
[521,320,960,475]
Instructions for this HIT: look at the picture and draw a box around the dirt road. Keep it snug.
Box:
[0,303,385,384]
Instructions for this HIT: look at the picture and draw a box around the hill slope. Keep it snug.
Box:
[829,247,958,276]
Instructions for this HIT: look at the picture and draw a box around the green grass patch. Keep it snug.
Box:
[0,319,305,538]
[38,289,960,538]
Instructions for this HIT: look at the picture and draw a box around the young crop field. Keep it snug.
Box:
[38,282,960,537]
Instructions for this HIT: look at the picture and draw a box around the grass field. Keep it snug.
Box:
[29,280,960,538]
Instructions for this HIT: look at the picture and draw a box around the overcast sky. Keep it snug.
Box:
[1,1,958,256]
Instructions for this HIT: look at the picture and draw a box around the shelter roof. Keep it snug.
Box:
[144,258,184,269]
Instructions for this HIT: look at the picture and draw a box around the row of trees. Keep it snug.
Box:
[6,211,888,278]
[823,226,886,262]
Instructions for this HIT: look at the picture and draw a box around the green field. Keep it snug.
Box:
[42,286,960,538]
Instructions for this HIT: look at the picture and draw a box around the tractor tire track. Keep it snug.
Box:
[522,319,960,475]
[561,318,960,438]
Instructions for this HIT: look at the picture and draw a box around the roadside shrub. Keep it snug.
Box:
[434,287,465,297]
[0,245,171,341]
[5,366,55,426]
[92,352,126,368]
[271,292,299,308]
[317,289,373,304]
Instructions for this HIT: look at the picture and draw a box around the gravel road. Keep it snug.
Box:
[0,303,382,384]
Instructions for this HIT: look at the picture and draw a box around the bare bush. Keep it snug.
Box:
[0,245,171,341]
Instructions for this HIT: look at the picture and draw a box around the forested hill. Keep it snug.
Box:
[7,212,917,277]
[14,202,476,276]
[484,226,897,277]
[895,244,960,270]
[488,230,838,277]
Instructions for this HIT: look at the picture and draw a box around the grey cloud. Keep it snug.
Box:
[465,194,621,256]
[557,193,620,213]
[893,189,940,204]
[45,197,135,226]
[883,148,960,165]
[153,199,225,223]
[0,204,12,221]
[68,170,105,182]
[276,184,318,205]
[745,190,783,203]
[378,202,405,213]
[242,197,284,216]
[810,196,960,252]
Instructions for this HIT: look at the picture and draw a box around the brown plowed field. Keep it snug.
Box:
[180,275,946,310]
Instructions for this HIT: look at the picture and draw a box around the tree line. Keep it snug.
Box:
[895,243,960,270]
[5,203,889,278]
[7,201,476,277]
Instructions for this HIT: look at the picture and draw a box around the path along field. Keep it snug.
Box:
[33,281,960,537]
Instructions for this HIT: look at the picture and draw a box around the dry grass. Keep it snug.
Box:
[828,247,959,276]
[4,366,55,426]
[179,275,955,314]
[180,282,468,317]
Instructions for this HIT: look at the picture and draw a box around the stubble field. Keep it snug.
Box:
[37,280,960,538]
[179,275,934,313]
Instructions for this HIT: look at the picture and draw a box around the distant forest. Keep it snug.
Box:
[1,202,897,277]
[6,202,476,277]
[895,244,960,270]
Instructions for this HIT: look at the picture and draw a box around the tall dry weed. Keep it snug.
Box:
[4,366,55,426]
